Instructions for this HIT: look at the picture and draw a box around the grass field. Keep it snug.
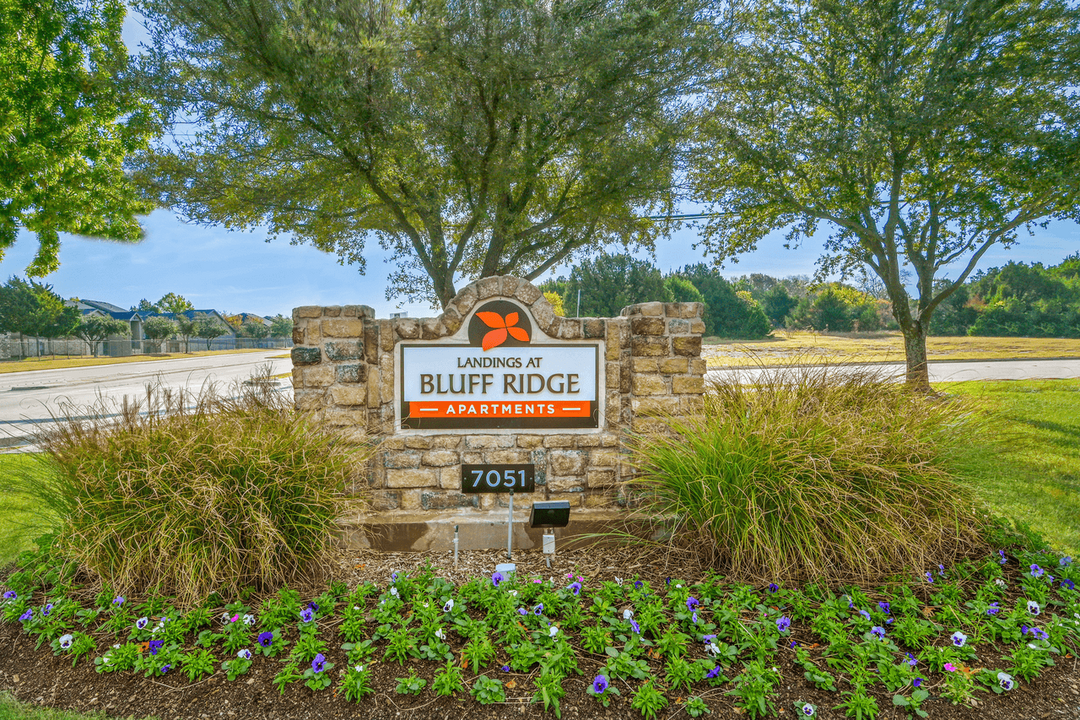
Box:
[0,694,148,720]
[944,379,1080,555]
[0,348,277,375]
[704,330,1080,367]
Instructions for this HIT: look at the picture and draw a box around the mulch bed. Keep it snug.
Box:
[1,546,1078,720]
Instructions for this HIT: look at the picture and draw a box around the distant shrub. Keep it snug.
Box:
[629,365,983,584]
[30,371,370,604]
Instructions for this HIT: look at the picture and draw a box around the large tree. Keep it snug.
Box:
[73,316,129,357]
[133,0,731,307]
[0,277,80,355]
[563,253,672,317]
[0,0,155,276]
[691,0,1080,389]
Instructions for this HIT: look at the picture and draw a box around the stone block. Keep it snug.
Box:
[477,277,501,299]
[631,316,666,336]
[385,450,421,469]
[294,389,324,412]
[442,305,463,334]
[574,434,603,447]
[690,358,707,375]
[487,449,531,464]
[303,364,335,387]
[630,301,664,317]
[632,374,668,396]
[399,490,422,510]
[556,319,583,340]
[421,318,446,340]
[586,469,617,488]
[421,491,478,511]
[590,450,618,467]
[542,435,576,448]
[331,385,368,406]
[336,363,366,383]
[620,364,631,393]
[405,436,432,449]
[606,320,627,360]
[323,306,341,317]
[500,276,521,297]
[665,302,703,318]
[465,436,515,449]
[382,437,407,450]
[291,346,321,365]
[672,335,702,357]
[422,450,459,467]
[516,435,544,449]
[516,281,542,305]
[545,492,583,507]
[364,322,380,364]
[659,357,689,374]
[369,490,400,511]
[380,353,394,404]
[366,366,381,408]
[321,408,367,426]
[680,395,706,414]
[549,449,586,475]
[292,327,305,345]
[547,476,585,493]
[631,357,658,373]
[690,319,706,334]
[630,396,680,415]
[462,452,483,464]
[386,468,436,488]
[606,363,621,389]
[325,340,363,361]
[395,318,420,339]
[451,284,478,315]
[294,306,322,319]
[666,318,690,334]
[631,337,668,357]
[321,318,364,337]
[530,299,555,331]
[584,491,616,508]
[432,436,464,449]
[583,318,606,338]
[672,375,705,394]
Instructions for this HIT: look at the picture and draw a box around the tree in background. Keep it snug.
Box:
[761,285,798,328]
[195,316,229,350]
[131,299,160,313]
[0,277,81,356]
[692,0,1080,390]
[237,321,270,341]
[174,314,197,353]
[543,292,566,318]
[134,0,732,308]
[73,316,129,357]
[563,254,672,318]
[664,276,705,304]
[142,317,177,352]
[673,265,770,338]
[1,0,154,276]
[268,315,293,339]
[156,293,193,316]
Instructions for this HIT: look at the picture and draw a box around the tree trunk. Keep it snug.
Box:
[901,322,931,392]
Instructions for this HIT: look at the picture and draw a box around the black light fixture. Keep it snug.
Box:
[530,500,571,529]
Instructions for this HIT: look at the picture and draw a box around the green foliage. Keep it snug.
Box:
[432,660,463,696]
[194,315,229,350]
[394,669,426,696]
[664,276,704,304]
[27,373,370,605]
[630,365,981,583]
[691,0,1080,387]
[268,314,293,338]
[141,317,178,351]
[674,264,771,338]
[470,675,505,705]
[0,278,80,341]
[630,679,668,720]
[0,0,154,276]
[136,0,726,308]
[179,648,216,681]
[71,317,129,357]
[561,254,672,317]
[340,663,374,703]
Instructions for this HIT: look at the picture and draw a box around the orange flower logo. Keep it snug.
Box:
[475,311,530,351]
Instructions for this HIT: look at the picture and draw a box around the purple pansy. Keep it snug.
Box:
[987,602,1001,615]
[777,616,791,633]
[767,583,779,594]
[568,582,582,596]
[533,603,544,616]
[492,572,504,588]
[1030,564,1044,578]
[300,607,314,623]
[686,597,699,612]
[148,640,164,655]
[19,608,32,622]
[706,665,722,679]
[878,601,890,614]
[311,653,326,673]
[258,631,274,647]
[592,675,609,694]
[871,626,886,640]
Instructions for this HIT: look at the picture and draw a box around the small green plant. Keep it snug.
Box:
[272,662,302,695]
[835,685,880,720]
[630,679,668,720]
[586,673,620,708]
[340,663,374,702]
[221,649,254,680]
[686,696,711,718]
[94,643,139,673]
[179,648,216,681]
[471,674,505,705]
[395,669,427,695]
[463,632,496,673]
[49,631,94,667]
[432,659,464,696]
[533,669,566,717]
[302,653,334,691]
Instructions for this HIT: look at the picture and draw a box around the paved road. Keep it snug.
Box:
[0,350,290,444]
[706,357,1080,385]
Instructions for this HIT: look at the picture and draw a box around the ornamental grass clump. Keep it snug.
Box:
[27,370,370,605]
[630,364,983,584]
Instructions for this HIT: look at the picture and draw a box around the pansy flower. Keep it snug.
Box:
[548,625,559,638]
[997,550,1007,564]
[686,597,699,612]
[776,616,791,633]
[258,631,274,647]
[238,649,252,660]
[311,653,326,673]
[592,675,609,694]
[300,607,314,623]
[517,608,527,616]
[112,595,125,607]
[1060,556,1072,567]
[18,609,32,622]
[242,614,255,626]
[443,599,454,612]
[871,626,886,640]
[924,572,934,583]
[1027,600,1041,616]
[2,591,16,600]
[533,603,544,616]
[878,601,890,614]
[148,640,164,656]
[568,582,582,596]
[951,631,967,647]
[800,703,816,717]
[622,608,633,621]
[58,634,73,650]
[492,572,504,588]
[997,672,1014,691]
[1061,579,1075,591]
[987,602,1001,616]
[630,619,641,634]
[767,583,779,594]
[1030,564,1044,578]
[135,617,149,630]
[42,603,53,617]
[944,663,957,672]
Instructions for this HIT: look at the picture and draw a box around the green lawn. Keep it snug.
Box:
[0,694,150,720]
[943,378,1080,555]
[0,454,55,568]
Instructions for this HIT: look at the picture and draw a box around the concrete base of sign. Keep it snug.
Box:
[336,508,669,553]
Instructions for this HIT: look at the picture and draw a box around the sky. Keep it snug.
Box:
[2,11,1076,319]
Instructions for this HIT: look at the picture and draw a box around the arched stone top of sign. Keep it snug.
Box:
[425,276,564,341]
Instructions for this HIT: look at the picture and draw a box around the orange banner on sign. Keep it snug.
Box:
[407,400,590,419]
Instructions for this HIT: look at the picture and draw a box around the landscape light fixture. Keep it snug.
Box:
[530,500,571,568]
